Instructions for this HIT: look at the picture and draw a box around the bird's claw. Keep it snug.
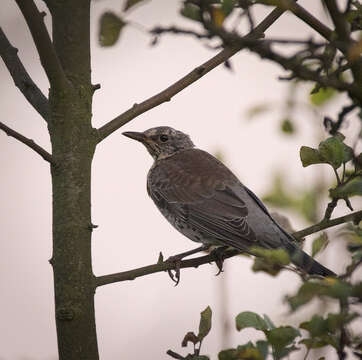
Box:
[166,255,182,286]
[211,246,228,276]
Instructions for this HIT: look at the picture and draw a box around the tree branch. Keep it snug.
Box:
[14,0,68,90]
[96,7,286,142]
[95,210,362,287]
[0,27,50,121]
[293,210,362,239]
[0,121,54,163]
[323,0,350,42]
[275,0,333,42]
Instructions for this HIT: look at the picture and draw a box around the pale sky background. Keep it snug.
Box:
[0,1,361,359]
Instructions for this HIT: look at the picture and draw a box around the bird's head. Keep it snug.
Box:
[122,126,194,160]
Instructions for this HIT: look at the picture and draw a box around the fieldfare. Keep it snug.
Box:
[123,126,335,280]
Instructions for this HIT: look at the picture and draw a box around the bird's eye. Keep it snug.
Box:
[159,134,169,142]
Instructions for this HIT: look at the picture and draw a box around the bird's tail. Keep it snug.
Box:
[284,241,336,277]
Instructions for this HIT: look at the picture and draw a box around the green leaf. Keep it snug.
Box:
[236,311,269,331]
[280,119,295,134]
[98,12,126,47]
[218,349,238,360]
[330,176,362,198]
[180,3,202,21]
[251,248,290,276]
[251,248,290,266]
[182,331,199,347]
[237,344,264,360]
[311,233,329,257]
[124,0,147,11]
[198,306,212,341]
[300,146,326,167]
[310,87,336,106]
[287,279,353,311]
[318,137,345,169]
[323,278,353,300]
[287,281,325,311]
[342,143,354,163]
[265,326,301,355]
[219,343,265,360]
[256,340,269,359]
[300,315,328,337]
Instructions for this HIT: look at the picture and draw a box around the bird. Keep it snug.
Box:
[123,126,336,279]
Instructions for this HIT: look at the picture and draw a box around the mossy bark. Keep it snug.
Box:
[47,1,99,358]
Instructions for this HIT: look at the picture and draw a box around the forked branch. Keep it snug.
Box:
[0,27,49,121]
[0,121,54,163]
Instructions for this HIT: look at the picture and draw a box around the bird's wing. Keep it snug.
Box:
[147,149,257,250]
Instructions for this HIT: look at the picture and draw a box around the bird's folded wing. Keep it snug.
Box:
[150,182,257,249]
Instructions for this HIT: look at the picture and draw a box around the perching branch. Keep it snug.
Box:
[0,121,54,164]
[96,6,286,142]
[0,27,50,121]
[95,210,362,287]
[14,0,68,90]
[95,249,240,287]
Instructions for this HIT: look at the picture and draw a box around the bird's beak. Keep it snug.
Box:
[122,131,147,143]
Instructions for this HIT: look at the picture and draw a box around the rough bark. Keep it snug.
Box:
[46,1,99,359]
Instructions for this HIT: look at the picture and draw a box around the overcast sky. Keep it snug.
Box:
[0,1,360,359]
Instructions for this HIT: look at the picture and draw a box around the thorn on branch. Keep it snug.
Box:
[92,83,101,92]
[88,223,99,231]
[157,252,164,264]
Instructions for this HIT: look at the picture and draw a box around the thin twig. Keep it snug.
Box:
[323,0,350,42]
[0,121,54,163]
[275,0,333,42]
[95,210,362,287]
[0,27,49,121]
[14,0,68,90]
[293,210,362,239]
[96,6,286,142]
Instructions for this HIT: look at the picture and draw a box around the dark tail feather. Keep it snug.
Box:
[284,242,336,277]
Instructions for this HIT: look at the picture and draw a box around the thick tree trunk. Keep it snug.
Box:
[46,1,99,358]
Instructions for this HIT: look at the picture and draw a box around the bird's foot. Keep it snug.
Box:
[210,246,229,275]
[166,255,182,286]
[165,245,211,285]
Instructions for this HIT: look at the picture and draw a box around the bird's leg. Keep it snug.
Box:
[210,246,229,275]
[166,245,211,285]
